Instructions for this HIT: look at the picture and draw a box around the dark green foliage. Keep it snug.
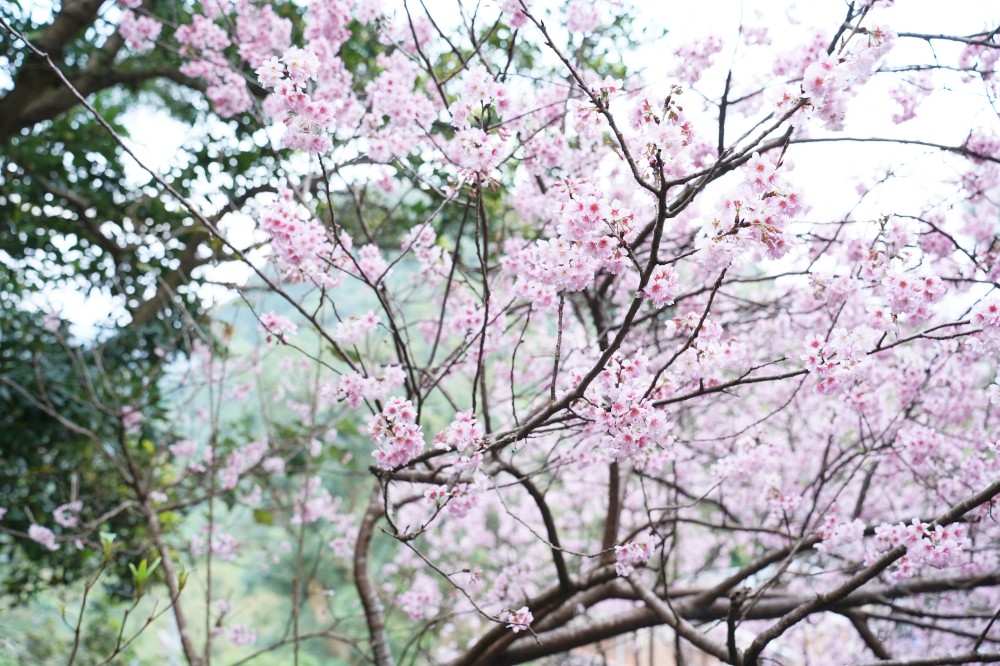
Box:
[0,299,180,601]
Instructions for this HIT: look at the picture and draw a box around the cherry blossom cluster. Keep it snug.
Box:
[507,180,639,308]
[227,624,256,646]
[435,287,489,339]
[772,32,828,78]
[666,315,749,386]
[258,189,350,287]
[571,350,672,463]
[801,327,877,395]
[614,540,652,576]
[673,35,724,85]
[878,271,946,325]
[712,437,775,481]
[362,52,437,162]
[816,511,866,556]
[554,180,639,267]
[895,425,945,474]
[449,65,509,131]
[960,38,1000,97]
[960,39,1000,75]
[118,10,162,51]
[255,47,338,152]
[181,445,214,475]
[53,501,82,529]
[889,74,931,123]
[368,397,424,470]
[191,528,240,562]
[425,482,480,518]
[118,406,142,436]
[169,439,198,459]
[401,224,452,284]
[641,265,679,309]
[796,24,895,130]
[871,520,969,579]
[175,15,254,118]
[185,0,291,116]
[397,573,442,621]
[505,606,533,633]
[333,311,379,346]
[431,411,487,478]
[355,244,389,284]
[448,127,510,183]
[960,132,1000,202]
[218,440,269,490]
[28,524,59,551]
[498,0,529,29]
[698,152,802,268]
[233,1,292,66]
[258,311,297,344]
[971,296,1000,350]
[423,292,509,370]
[628,91,704,181]
[434,410,486,452]
[320,365,405,409]
[291,476,345,525]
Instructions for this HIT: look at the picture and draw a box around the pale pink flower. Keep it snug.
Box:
[614,540,652,576]
[53,501,82,529]
[506,606,533,633]
[259,311,298,343]
[28,525,59,551]
[228,624,256,646]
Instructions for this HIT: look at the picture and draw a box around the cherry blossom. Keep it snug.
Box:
[614,540,652,576]
[28,525,58,551]
[368,397,424,470]
[506,606,533,633]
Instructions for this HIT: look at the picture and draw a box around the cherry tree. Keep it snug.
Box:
[4,0,1000,664]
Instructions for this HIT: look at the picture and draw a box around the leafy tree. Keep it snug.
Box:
[0,0,285,597]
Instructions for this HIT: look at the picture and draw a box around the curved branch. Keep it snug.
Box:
[743,478,1000,664]
[354,486,395,666]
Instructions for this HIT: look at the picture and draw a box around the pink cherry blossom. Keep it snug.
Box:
[28,525,58,551]
[614,540,652,576]
[506,606,533,633]
[53,501,82,529]
[258,312,298,344]
[368,397,424,470]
